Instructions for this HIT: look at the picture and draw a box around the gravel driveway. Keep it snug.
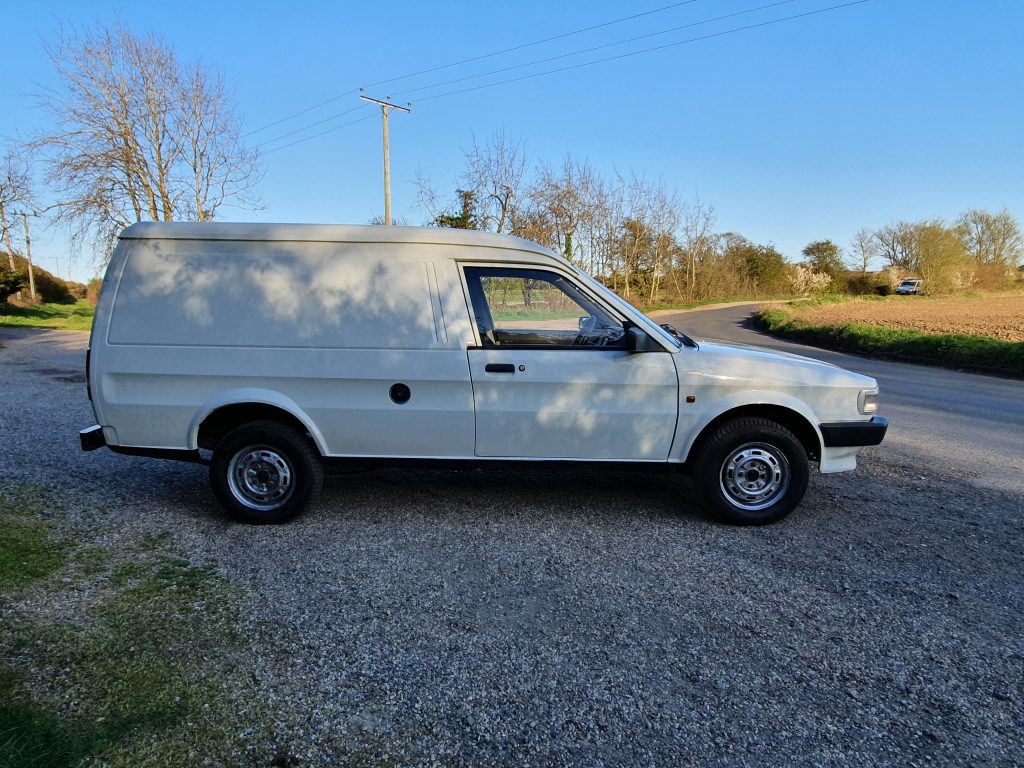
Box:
[1,326,1022,766]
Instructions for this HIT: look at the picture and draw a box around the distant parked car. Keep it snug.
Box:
[896,278,923,295]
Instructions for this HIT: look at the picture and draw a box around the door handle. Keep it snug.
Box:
[484,363,516,373]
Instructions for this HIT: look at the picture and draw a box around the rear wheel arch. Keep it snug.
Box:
[196,402,323,455]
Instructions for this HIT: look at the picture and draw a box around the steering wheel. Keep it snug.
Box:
[573,314,599,345]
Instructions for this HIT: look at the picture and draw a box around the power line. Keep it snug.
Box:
[416,1,869,103]
[244,88,360,137]
[363,0,702,90]
[244,1,700,137]
[392,0,800,99]
[258,1,868,155]
[260,114,377,155]
[259,104,368,147]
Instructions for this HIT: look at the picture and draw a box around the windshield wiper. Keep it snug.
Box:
[660,323,699,349]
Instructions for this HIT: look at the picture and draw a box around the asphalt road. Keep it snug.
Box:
[2,319,1022,766]
[657,303,1024,495]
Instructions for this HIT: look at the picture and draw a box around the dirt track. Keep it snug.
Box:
[783,294,1024,342]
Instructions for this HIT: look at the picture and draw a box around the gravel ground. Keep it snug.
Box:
[2,327,1022,766]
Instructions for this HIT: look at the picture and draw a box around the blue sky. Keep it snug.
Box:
[4,0,1023,283]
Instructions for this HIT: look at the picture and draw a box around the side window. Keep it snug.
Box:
[463,267,626,348]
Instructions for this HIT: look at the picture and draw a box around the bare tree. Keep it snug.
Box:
[673,196,716,300]
[873,221,919,272]
[523,156,599,266]
[578,172,623,280]
[413,169,441,224]
[461,130,527,234]
[617,175,680,303]
[34,21,261,260]
[176,60,259,221]
[0,150,30,272]
[848,227,877,273]
[955,208,1023,269]
[0,150,35,300]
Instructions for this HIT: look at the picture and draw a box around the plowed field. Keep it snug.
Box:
[786,294,1024,342]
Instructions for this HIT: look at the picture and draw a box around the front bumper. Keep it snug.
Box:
[818,416,888,448]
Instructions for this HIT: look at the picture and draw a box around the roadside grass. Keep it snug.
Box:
[0,301,95,331]
[0,487,274,766]
[0,490,67,592]
[754,306,1024,378]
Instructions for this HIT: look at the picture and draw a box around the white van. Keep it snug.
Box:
[80,223,886,525]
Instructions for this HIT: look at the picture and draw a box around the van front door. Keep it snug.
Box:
[462,267,678,460]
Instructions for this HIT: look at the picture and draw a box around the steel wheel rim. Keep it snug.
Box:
[227,446,294,511]
[720,442,790,511]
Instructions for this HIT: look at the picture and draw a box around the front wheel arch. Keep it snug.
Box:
[686,404,821,465]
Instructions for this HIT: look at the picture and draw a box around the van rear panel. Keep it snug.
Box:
[91,236,477,457]
[107,239,442,349]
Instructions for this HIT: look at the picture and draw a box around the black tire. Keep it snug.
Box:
[691,417,809,525]
[209,420,323,524]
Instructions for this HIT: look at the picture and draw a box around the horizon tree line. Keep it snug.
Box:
[2,21,1021,306]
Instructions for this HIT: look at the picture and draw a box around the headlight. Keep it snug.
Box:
[858,388,879,415]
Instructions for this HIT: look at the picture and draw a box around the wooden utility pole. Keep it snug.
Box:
[359,91,410,226]
[21,213,36,301]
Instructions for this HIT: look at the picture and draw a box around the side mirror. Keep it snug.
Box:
[626,326,658,353]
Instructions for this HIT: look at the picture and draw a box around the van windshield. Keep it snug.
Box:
[570,267,683,349]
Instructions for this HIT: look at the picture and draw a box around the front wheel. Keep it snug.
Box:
[210,420,323,524]
[691,417,809,525]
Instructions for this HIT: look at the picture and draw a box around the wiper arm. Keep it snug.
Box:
[660,323,699,349]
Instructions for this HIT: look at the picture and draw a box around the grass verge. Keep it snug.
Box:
[0,486,274,767]
[0,301,95,331]
[754,306,1024,378]
[0,490,67,592]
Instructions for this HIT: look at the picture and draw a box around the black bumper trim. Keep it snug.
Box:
[79,425,106,451]
[109,446,209,465]
[819,417,888,448]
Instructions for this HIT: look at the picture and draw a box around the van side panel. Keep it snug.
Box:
[95,239,476,457]
[108,240,440,349]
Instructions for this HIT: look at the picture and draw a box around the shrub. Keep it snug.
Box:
[3,253,81,304]
[35,273,73,304]
[67,282,88,300]
[845,272,887,295]
[788,264,832,295]
[86,278,103,305]
[1,267,26,302]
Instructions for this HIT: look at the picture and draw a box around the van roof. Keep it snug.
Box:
[119,222,558,259]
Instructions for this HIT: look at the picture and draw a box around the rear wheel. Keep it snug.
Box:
[691,417,809,525]
[210,420,323,524]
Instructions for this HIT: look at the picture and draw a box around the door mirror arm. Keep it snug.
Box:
[625,324,659,353]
